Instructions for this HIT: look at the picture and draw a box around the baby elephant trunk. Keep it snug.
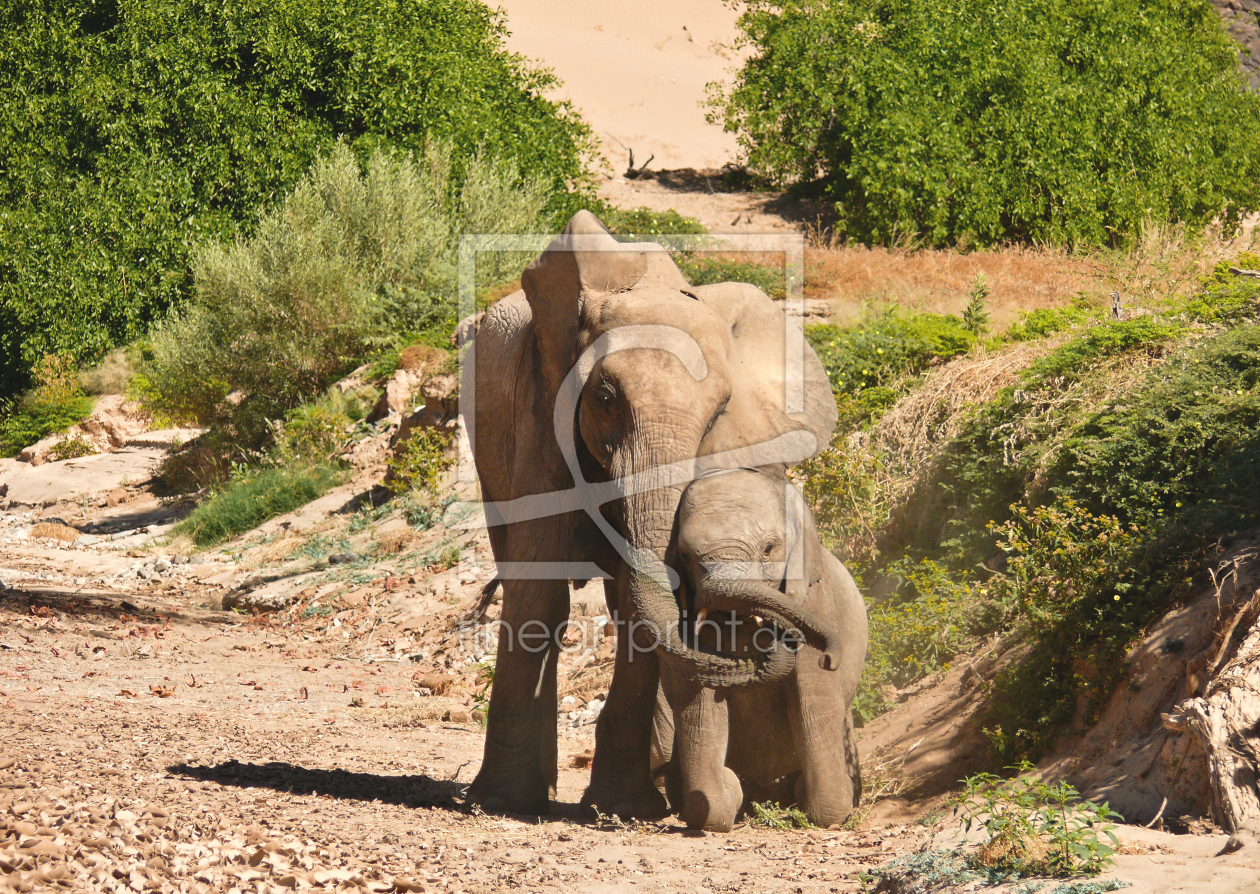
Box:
[695,577,842,673]
[628,570,798,689]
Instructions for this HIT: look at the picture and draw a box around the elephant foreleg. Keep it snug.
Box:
[467,576,568,815]
[661,669,742,832]
[788,650,859,828]
[582,577,669,819]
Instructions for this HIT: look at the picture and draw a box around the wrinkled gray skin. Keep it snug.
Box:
[653,468,868,832]
[463,212,837,817]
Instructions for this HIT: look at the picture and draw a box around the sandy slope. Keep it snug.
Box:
[494,0,745,171]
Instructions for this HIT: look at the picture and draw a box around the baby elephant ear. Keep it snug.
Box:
[693,281,837,467]
[521,210,649,391]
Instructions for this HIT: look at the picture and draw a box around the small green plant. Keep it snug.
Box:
[747,801,815,830]
[271,389,374,466]
[1002,298,1097,344]
[472,659,495,725]
[601,206,707,237]
[387,427,453,497]
[952,762,1122,878]
[989,500,1143,635]
[176,464,345,547]
[806,311,975,398]
[0,354,97,457]
[963,273,991,337]
[46,436,97,462]
[676,256,785,299]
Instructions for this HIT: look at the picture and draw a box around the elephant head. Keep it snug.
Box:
[520,211,837,688]
[674,467,842,678]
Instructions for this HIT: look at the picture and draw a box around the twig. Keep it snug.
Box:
[1228,267,1260,278]
[1144,797,1167,828]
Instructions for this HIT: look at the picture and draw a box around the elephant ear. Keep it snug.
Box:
[521,210,674,393]
[692,282,837,466]
[783,481,826,603]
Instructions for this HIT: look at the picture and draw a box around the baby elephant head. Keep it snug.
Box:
[675,467,841,676]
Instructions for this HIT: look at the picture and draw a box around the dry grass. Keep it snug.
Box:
[79,348,135,395]
[29,522,82,543]
[868,338,1068,487]
[806,244,1097,330]
[378,529,419,554]
[560,657,614,702]
[845,740,915,829]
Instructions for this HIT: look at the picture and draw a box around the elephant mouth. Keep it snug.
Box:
[687,608,805,659]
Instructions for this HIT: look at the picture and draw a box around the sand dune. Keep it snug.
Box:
[494,0,745,171]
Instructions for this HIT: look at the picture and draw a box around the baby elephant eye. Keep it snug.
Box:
[762,540,780,557]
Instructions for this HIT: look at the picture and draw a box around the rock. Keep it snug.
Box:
[328,552,359,565]
[444,707,472,723]
[413,672,455,695]
[72,534,100,547]
[154,558,171,573]
[221,587,301,613]
[366,366,426,424]
[107,488,128,508]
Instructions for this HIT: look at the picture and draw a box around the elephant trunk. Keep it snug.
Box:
[626,569,797,688]
[695,577,842,672]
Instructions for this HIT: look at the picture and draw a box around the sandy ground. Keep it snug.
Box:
[494,0,744,172]
[4,433,1259,893]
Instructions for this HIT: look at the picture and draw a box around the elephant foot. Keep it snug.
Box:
[580,777,669,821]
[466,770,551,816]
[682,767,742,833]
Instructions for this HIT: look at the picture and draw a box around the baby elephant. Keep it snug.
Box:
[655,467,868,831]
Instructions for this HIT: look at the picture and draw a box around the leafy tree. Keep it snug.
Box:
[0,0,594,400]
[143,141,546,449]
[710,0,1260,247]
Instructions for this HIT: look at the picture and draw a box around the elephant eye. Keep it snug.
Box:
[763,540,780,557]
[595,380,618,410]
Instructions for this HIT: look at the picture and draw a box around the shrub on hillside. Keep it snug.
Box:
[0,355,96,457]
[176,464,345,547]
[142,143,545,450]
[0,0,594,401]
[711,0,1260,246]
[806,312,975,398]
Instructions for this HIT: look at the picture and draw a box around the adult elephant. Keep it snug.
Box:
[463,211,837,817]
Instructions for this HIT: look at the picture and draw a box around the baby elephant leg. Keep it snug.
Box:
[661,670,742,832]
[788,654,859,828]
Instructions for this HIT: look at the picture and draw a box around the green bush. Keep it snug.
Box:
[1002,303,1095,343]
[143,142,544,450]
[0,0,594,401]
[957,323,1260,757]
[855,559,977,723]
[953,762,1122,877]
[711,0,1260,246]
[387,427,454,497]
[176,463,345,547]
[601,207,707,237]
[1182,254,1260,326]
[806,312,975,398]
[0,355,96,457]
[676,256,785,299]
